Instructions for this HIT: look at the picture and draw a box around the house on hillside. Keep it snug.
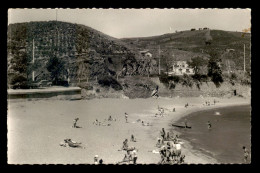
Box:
[166,60,195,76]
[140,50,152,58]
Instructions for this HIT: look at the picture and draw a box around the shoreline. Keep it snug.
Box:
[8,96,250,164]
[147,97,250,164]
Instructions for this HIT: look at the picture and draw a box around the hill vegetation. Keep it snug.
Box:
[7,21,251,98]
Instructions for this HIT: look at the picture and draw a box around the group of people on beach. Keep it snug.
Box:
[159,128,179,144]
[155,106,171,117]
[118,136,138,164]
[204,99,218,106]
[61,90,251,165]
[58,118,86,149]
[157,128,185,164]
[93,115,116,126]
[94,155,103,164]
[242,146,250,163]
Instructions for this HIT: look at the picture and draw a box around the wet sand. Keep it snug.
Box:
[7,96,250,164]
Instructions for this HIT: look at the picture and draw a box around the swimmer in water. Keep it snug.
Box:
[207,121,212,129]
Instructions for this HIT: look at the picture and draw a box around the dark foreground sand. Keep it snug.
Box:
[7,96,250,164]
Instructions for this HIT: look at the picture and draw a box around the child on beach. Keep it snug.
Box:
[123,150,133,163]
[131,134,137,142]
[173,134,179,143]
[125,112,128,123]
[94,155,99,164]
[72,118,79,128]
[93,119,99,125]
[156,138,163,147]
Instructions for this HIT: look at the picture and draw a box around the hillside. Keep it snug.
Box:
[7,22,251,99]
[120,29,251,72]
[7,21,157,86]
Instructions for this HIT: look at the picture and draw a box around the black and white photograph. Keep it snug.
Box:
[7,8,251,164]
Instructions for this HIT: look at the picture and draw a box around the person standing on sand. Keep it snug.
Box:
[243,146,250,163]
[122,139,129,150]
[94,155,99,164]
[160,128,166,141]
[184,119,188,128]
[159,145,167,164]
[132,149,138,164]
[73,118,79,128]
[125,112,128,123]
[131,134,137,142]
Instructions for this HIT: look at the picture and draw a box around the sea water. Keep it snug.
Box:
[174,105,251,163]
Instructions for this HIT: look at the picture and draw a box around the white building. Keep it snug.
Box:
[140,50,152,58]
[167,61,195,76]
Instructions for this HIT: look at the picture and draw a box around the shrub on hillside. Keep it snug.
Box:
[10,75,29,89]
[77,83,94,90]
[237,72,251,86]
[207,51,223,87]
[168,75,180,83]
[180,74,194,88]
[160,74,195,88]
[168,82,176,89]
[46,55,66,84]
[159,73,169,85]
[98,75,122,91]
[10,75,27,85]
[192,74,208,82]
[230,72,237,80]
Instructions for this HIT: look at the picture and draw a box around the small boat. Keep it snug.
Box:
[172,124,192,129]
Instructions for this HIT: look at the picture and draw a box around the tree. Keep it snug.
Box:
[187,56,207,74]
[46,54,65,85]
[207,52,223,87]
[12,51,27,74]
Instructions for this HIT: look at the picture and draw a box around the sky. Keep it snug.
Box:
[8,9,251,39]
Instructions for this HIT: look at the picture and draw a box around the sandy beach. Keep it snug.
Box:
[7,96,250,164]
